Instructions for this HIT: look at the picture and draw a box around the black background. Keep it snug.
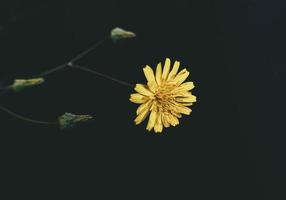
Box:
[0,0,285,199]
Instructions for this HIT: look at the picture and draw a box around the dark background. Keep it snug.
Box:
[0,0,285,199]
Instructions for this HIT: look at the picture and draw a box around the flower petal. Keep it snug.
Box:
[154,111,163,133]
[143,65,156,83]
[174,81,194,92]
[135,84,154,97]
[155,62,162,85]
[136,100,152,115]
[162,113,170,128]
[166,113,179,126]
[161,58,171,80]
[173,91,195,98]
[146,110,158,131]
[134,107,150,125]
[173,69,190,85]
[147,82,157,93]
[167,60,180,81]
[176,95,197,103]
[130,93,148,104]
[171,110,182,118]
[174,105,192,115]
[182,102,193,106]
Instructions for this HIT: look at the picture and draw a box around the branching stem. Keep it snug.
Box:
[36,37,110,78]
[0,35,133,127]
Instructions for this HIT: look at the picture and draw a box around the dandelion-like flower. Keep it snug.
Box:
[130,58,197,133]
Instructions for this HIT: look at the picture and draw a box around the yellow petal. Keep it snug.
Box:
[146,110,158,131]
[166,114,179,126]
[182,102,193,106]
[182,92,195,97]
[174,105,192,115]
[162,113,170,128]
[161,58,171,80]
[130,93,148,104]
[154,111,163,133]
[173,69,190,85]
[176,95,197,103]
[147,82,157,93]
[134,107,150,125]
[173,91,195,98]
[171,110,182,118]
[174,81,194,92]
[143,65,156,83]
[150,101,156,111]
[167,60,180,81]
[155,62,162,85]
[136,100,152,115]
[135,84,154,97]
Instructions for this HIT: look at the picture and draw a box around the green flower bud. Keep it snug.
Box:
[12,78,44,92]
[111,27,136,43]
[58,113,93,130]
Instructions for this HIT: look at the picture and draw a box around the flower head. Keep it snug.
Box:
[130,58,197,133]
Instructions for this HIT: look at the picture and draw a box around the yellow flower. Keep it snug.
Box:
[130,58,197,133]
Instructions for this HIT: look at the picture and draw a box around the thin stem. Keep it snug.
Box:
[36,37,109,78]
[69,37,110,63]
[0,103,57,125]
[0,36,110,91]
[71,64,134,88]
[0,35,117,127]
[37,64,67,77]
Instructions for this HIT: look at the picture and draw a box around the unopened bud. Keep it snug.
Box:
[58,112,93,130]
[12,78,44,92]
[110,27,136,43]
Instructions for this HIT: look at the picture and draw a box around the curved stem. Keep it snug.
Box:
[0,103,57,125]
[71,64,134,88]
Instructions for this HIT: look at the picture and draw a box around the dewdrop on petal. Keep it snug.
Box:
[110,27,136,43]
[58,113,93,130]
[11,78,45,92]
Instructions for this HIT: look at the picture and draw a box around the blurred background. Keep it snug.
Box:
[0,0,285,199]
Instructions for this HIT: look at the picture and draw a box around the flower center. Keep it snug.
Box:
[154,83,177,111]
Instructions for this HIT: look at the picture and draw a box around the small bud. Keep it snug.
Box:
[58,112,93,130]
[12,78,45,92]
[110,27,136,43]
